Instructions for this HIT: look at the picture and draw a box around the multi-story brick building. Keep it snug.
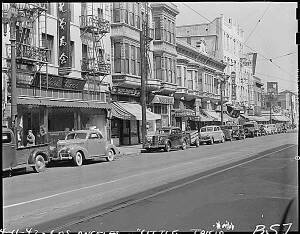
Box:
[2,3,112,145]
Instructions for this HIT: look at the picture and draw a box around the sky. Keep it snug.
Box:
[174,2,298,94]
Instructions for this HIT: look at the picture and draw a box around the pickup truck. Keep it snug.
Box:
[2,127,50,173]
[144,127,191,152]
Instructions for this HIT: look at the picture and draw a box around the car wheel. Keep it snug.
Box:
[221,136,225,143]
[32,154,46,173]
[106,149,115,162]
[164,142,171,152]
[73,151,83,166]
[182,140,187,150]
[195,139,200,147]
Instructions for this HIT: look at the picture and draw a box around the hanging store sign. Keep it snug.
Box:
[111,87,140,97]
[32,73,86,90]
[231,72,236,100]
[150,95,174,105]
[57,3,71,76]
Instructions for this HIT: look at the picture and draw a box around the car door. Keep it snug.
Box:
[213,126,219,141]
[2,131,17,170]
[87,132,103,156]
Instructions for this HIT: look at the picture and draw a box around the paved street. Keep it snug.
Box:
[3,132,298,231]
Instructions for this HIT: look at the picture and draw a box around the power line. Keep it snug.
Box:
[255,72,297,84]
[181,3,295,79]
[270,52,297,60]
[244,3,271,43]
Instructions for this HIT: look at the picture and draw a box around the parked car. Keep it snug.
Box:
[220,125,234,141]
[52,129,120,166]
[199,126,225,145]
[243,121,260,137]
[231,125,246,140]
[275,123,284,133]
[144,127,189,152]
[264,124,276,135]
[184,130,200,147]
[258,124,267,136]
[2,127,50,173]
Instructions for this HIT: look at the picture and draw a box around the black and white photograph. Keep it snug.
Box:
[2,2,298,233]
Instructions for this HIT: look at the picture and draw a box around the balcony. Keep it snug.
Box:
[174,86,188,99]
[185,89,201,101]
[81,58,111,76]
[160,81,177,95]
[147,78,161,91]
[80,15,110,34]
[6,43,48,64]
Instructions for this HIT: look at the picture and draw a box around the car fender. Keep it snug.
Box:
[164,139,171,147]
[28,146,50,164]
[106,144,120,156]
[67,145,88,159]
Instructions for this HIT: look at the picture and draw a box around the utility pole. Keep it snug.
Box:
[140,3,149,147]
[220,75,224,125]
[290,92,294,126]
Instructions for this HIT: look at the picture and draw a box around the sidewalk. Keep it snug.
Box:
[117,144,143,157]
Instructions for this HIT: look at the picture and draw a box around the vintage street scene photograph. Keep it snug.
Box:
[2,2,298,233]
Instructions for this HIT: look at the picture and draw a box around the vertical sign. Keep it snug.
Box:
[231,72,236,100]
[252,53,257,75]
[267,82,278,96]
[58,3,71,75]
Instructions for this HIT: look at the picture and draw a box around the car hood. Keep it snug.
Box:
[200,132,211,137]
[57,139,86,147]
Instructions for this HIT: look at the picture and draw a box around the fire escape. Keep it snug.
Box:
[79,5,111,94]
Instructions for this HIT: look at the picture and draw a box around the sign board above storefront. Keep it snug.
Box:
[150,95,174,105]
[111,87,140,97]
[32,73,86,91]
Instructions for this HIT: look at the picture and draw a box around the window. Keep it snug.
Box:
[98,7,103,19]
[42,33,54,64]
[187,70,193,89]
[113,2,121,23]
[124,3,129,24]
[154,17,161,40]
[131,45,136,75]
[177,66,182,86]
[70,41,75,68]
[89,133,99,139]
[66,132,87,140]
[137,47,141,76]
[183,67,187,87]
[168,20,171,43]
[47,3,52,15]
[70,3,74,22]
[155,56,161,80]
[187,37,191,45]
[136,3,140,29]
[114,42,121,73]
[129,3,134,26]
[124,43,130,74]
[172,22,175,44]
[2,132,12,143]
[164,17,167,41]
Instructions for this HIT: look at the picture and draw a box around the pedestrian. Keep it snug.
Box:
[27,130,35,146]
[37,125,46,144]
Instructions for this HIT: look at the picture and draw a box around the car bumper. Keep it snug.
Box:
[51,152,73,161]
[144,143,165,149]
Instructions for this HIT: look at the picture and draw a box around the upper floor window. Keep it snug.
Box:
[154,17,161,40]
[42,33,54,64]
[113,2,121,23]
[114,42,121,73]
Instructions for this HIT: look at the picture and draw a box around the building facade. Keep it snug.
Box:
[176,15,251,110]
[2,3,112,146]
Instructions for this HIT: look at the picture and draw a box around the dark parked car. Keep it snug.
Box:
[258,124,267,136]
[144,127,189,152]
[52,129,120,166]
[243,121,260,137]
[220,125,234,141]
[231,125,246,140]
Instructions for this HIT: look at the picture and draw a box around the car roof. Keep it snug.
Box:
[67,130,99,134]
[201,125,218,128]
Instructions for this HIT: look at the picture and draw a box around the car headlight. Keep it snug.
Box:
[158,137,165,142]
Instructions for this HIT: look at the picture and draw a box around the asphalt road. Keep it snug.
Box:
[2,132,298,232]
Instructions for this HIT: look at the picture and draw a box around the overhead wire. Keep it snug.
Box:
[181,3,296,79]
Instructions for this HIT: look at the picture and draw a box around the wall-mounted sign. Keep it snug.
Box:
[57,3,71,75]
[111,87,141,97]
[32,73,86,90]
[267,82,278,96]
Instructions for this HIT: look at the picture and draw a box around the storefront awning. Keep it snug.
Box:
[17,97,111,109]
[112,102,161,121]
[203,110,235,122]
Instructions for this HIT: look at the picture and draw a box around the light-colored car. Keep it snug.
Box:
[51,130,120,166]
[264,124,276,135]
[200,125,225,145]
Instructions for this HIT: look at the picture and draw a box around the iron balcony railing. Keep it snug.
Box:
[6,43,48,63]
[81,58,111,75]
[79,15,110,34]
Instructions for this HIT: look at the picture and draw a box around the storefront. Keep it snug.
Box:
[16,96,110,147]
[111,101,161,146]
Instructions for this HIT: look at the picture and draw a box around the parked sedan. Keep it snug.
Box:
[52,130,120,166]
[264,124,276,135]
[200,126,225,145]
[232,125,246,140]
[258,124,267,136]
[220,125,234,141]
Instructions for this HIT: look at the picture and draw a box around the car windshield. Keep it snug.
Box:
[206,127,213,132]
[200,128,206,132]
[66,132,87,140]
[156,129,170,134]
[2,132,12,143]
[244,124,254,128]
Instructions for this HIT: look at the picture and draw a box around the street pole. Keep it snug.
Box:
[220,75,224,125]
[290,92,294,126]
[9,5,18,144]
[269,94,272,124]
[140,3,148,148]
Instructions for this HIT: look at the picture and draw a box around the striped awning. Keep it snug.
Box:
[112,102,161,121]
[17,97,110,109]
